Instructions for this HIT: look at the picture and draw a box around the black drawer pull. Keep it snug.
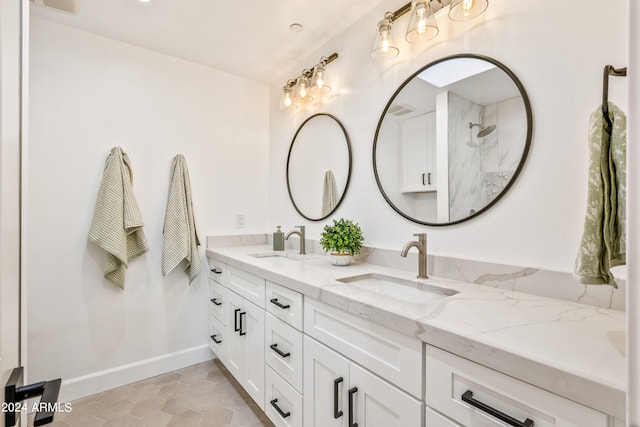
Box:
[422,173,426,185]
[239,311,246,336]
[210,298,222,306]
[234,309,240,332]
[348,386,358,427]
[334,377,343,419]
[210,335,222,344]
[270,298,290,310]
[269,343,291,358]
[210,268,222,274]
[270,398,291,419]
[461,390,534,427]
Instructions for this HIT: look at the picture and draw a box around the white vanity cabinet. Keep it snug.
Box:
[303,335,422,427]
[401,111,437,193]
[226,287,265,410]
[303,298,423,427]
[424,345,609,427]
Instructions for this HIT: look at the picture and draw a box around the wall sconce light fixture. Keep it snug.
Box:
[279,53,339,110]
[371,0,489,59]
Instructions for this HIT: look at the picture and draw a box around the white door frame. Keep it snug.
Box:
[0,0,27,426]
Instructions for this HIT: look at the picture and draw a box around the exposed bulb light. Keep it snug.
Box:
[449,0,489,21]
[371,12,399,60]
[311,59,332,94]
[279,80,298,110]
[279,53,338,112]
[294,73,313,103]
[406,0,438,43]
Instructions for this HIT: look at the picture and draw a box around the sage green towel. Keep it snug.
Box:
[162,154,201,283]
[89,147,149,289]
[322,170,338,216]
[574,102,626,287]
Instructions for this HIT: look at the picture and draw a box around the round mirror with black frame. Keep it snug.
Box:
[373,54,533,226]
[287,113,352,221]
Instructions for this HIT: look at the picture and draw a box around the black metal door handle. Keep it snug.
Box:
[422,173,426,185]
[210,335,222,344]
[269,343,291,358]
[334,377,343,419]
[210,298,222,306]
[210,268,222,274]
[270,298,290,310]
[348,386,358,427]
[270,398,291,419]
[5,367,62,427]
[233,308,240,332]
[461,390,534,427]
[239,311,247,336]
[428,172,432,185]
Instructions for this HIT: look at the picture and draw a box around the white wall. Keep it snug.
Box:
[268,0,628,273]
[28,17,269,400]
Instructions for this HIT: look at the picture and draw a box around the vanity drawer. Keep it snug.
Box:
[265,313,303,393]
[209,314,227,366]
[266,281,303,331]
[209,280,228,325]
[208,258,227,285]
[304,298,422,398]
[425,345,608,427]
[227,266,265,308]
[265,365,303,427]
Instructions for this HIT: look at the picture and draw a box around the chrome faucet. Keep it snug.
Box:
[285,225,306,255]
[401,233,428,279]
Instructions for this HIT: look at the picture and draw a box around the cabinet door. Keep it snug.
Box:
[349,363,422,427]
[401,111,437,193]
[226,291,265,410]
[243,298,265,410]
[303,336,350,427]
[226,292,244,381]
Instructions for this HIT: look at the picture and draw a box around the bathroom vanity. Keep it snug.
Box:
[206,244,625,427]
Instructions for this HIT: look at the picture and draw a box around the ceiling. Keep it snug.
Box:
[30,0,386,84]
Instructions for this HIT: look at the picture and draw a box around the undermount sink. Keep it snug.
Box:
[250,251,304,261]
[336,273,458,304]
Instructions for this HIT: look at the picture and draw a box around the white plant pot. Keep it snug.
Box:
[330,253,352,266]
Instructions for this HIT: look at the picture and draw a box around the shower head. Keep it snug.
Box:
[468,122,497,138]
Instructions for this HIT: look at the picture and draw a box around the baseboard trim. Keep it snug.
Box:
[58,344,213,403]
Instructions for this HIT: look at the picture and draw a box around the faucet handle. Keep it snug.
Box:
[413,233,427,243]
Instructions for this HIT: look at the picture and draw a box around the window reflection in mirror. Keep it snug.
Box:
[287,113,352,221]
[373,54,532,226]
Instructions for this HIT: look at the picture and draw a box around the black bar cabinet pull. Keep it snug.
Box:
[234,309,240,332]
[270,398,291,419]
[428,172,432,185]
[461,390,534,427]
[269,343,290,358]
[333,377,344,419]
[210,268,222,274]
[270,298,290,310]
[348,386,358,427]
[422,173,426,185]
[210,298,222,306]
[210,335,222,344]
[239,311,247,336]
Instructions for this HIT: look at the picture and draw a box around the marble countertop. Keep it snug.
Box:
[206,245,626,419]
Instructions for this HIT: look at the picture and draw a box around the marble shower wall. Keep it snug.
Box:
[206,235,625,311]
[447,93,528,220]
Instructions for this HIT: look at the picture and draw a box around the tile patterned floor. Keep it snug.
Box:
[28,359,274,427]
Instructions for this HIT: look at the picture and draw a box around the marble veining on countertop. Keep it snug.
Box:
[206,245,626,419]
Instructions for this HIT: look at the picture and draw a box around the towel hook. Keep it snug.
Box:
[602,64,627,120]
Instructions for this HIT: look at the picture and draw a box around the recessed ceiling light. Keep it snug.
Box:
[138,0,150,2]
[289,23,303,33]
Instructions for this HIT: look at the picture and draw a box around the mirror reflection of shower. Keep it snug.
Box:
[466,122,496,148]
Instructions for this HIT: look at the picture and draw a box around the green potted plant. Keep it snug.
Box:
[319,218,364,266]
